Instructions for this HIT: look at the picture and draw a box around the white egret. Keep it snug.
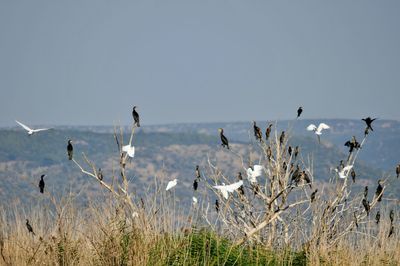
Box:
[335,165,354,179]
[246,165,263,183]
[213,180,243,199]
[15,120,51,135]
[307,123,330,143]
[166,179,178,191]
[192,196,198,205]
[122,144,135,158]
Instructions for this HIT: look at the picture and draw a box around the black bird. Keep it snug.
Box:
[215,199,220,213]
[193,179,198,191]
[388,225,394,238]
[362,198,370,215]
[265,123,273,140]
[375,179,383,202]
[67,140,73,160]
[237,172,243,181]
[351,169,356,183]
[364,186,368,198]
[279,131,285,146]
[38,174,45,194]
[132,106,140,127]
[195,165,201,179]
[297,107,303,118]
[375,211,381,224]
[288,146,292,157]
[310,189,318,203]
[362,117,376,131]
[97,168,103,181]
[301,171,312,188]
[218,128,229,149]
[291,165,301,185]
[396,164,400,178]
[294,146,299,159]
[253,121,263,142]
[26,219,35,235]
[344,136,361,153]
[266,146,272,161]
[389,210,394,224]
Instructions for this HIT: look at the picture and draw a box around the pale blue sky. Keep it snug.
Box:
[0,1,399,126]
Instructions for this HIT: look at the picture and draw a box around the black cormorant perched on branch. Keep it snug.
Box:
[98,168,103,181]
[297,107,303,118]
[279,131,285,146]
[362,198,370,215]
[253,121,263,142]
[193,179,198,191]
[375,211,380,224]
[344,136,361,153]
[67,140,73,160]
[310,189,318,203]
[362,117,376,131]
[218,128,229,149]
[26,219,35,235]
[351,169,356,183]
[215,199,220,213]
[375,179,383,202]
[265,123,272,140]
[396,164,400,178]
[195,165,201,179]
[38,174,45,193]
[132,106,140,127]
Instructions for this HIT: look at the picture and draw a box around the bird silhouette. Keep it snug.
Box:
[389,210,394,224]
[375,211,380,224]
[195,165,201,179]
[218,128,229,149]
[97,168,103,181]
[253,121,263,142]
[213,180,243,199]
[67,140,73,160]
[193,179,198,191]
[396,164,400,178]
[362,117,376,131]
[375,180,383,202]
[362,198,370,215]
[297,107,303,118]
[351,169,356,183]
[301,171,312,188]
[215,199,220,213]
[15,120,52,136]
[288,146,292,157]
[279,131,285,146]
[132,106,140,127]
[307,123,330,143]
[344,136,361,153]
[364,186,368,198]
[265,123,273,140]
[310,189,318,203]
[294,146,299,159]
[388,225,394,238]
[26,219,35,235]
[38,174,45,193]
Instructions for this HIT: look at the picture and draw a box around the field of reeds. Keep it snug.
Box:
[0,124,398,265]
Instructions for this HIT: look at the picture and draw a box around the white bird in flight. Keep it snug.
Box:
[213,180,243,199]
[15,120,52,135]
[246,165,263,183]
[307,123,330,143]
[335,165,354,179]
[166,179,178,191]
[122,144,135,158]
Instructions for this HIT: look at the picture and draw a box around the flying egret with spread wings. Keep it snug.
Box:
[15,120,51,135]
[246,165,263,183]
[213,180,243,199]
[335,165,354,179]
[122,144,135,158]
[307,123,330,143]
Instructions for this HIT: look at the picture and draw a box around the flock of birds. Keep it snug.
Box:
[14,106,398,237]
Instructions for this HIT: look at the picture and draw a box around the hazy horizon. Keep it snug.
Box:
[1,1,399,126]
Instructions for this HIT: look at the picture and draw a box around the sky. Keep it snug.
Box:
[0,1,399,126]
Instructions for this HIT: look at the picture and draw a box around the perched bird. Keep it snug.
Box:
[193,179,198,191]
[310,189,318,203]
[253,121,263,142]
[26,219,35,235]
[351,169,356,183]
[396,164,400,178]
[375,211,381,224]
[335,165,354,179]
[364,186,369,198]
[213,180,243,199]
[237,172,243,181]
[218,128,229,149]
[38,174,45,194]
[306,123,330,143]
[195,165,201,179]
[15,120,52,136]
[294,146,299,159]
[301,170,312,188]
[297,107,303,118]
[122,144,135,158]
[362,198,370,215]
[362,117,376,131]
[389,210,394,224]
[246,165,263,183]
[375,179,383,202]
[97,168,103,181]
[266,146,273,161]
[344,136,361,153]
[291,165,301,185]
[192,197,198,205]
[265,123,273,140]
[166,179,178,191]
[279,131,285,146]
[132,106,140,127]
[215,199,220,213]
[67,140,73,160]
[288,146,292,157]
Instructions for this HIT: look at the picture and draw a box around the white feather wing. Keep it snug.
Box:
[15,120,32,132]
[307,124,317,131]
[318,123,330,131]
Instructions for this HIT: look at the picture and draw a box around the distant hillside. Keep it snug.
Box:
[1,121,398,208]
